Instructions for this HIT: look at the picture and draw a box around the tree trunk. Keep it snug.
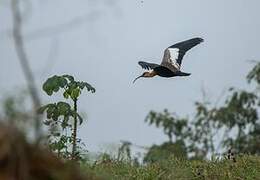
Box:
[11,0,42,139]
[71,98,78,160]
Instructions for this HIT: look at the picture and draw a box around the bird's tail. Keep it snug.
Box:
[177,72,191,76]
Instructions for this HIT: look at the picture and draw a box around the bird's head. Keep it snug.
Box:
[133,72,153,83]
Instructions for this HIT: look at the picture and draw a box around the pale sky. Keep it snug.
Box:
[1,0,260,153]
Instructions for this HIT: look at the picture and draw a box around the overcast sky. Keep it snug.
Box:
[1,0,260,153]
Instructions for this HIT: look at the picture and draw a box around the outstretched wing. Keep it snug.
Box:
[161,37,204,72]
[138,61,160,70]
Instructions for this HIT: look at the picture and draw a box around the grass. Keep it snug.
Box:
[82,155,260,180]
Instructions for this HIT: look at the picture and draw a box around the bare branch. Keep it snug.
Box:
[11,0,42,138]
[25,11,101,41]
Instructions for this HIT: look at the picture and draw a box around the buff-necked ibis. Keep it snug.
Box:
[133,37,204,83]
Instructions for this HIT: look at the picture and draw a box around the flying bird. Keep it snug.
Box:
[133,37,204,83]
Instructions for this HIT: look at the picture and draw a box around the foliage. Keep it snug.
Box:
[38,74,95,160]
[247,62,260,84]
[143,141,187,163]
[42,75,95,98]
[144,62,260,161]
[0,91,34,134]
[213,89,259,153]
[117,141,132,162]
[188,101,216,159]
[84,155,260,180]
[191,63,260,155]
[145,109,189,142]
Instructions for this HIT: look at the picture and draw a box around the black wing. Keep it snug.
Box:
[138,61,160,70]
[166,37,204,67]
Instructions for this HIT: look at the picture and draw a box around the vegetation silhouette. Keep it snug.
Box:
[38,74,95,161]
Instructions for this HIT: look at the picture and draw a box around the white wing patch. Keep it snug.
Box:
[168,48,180,70]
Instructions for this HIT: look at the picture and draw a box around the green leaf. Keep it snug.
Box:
[61,115,69,129]
[62,74,74,82]
[63,91,69,99]
[42,75,68,96]
[71,88,81,100]
[83,82,96,93]
[57,101,71,115]
[78,114,84,125]
[37,104,49,114]
[76,82,95,93]
[57,76,67,88]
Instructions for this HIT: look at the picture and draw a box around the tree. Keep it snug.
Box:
[38,74,95,161]
[145,109,190,143]
[144,62,260,161]
[11,0,42,138]
[144,109,190,163]
[193,63,260,155]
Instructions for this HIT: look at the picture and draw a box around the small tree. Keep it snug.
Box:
[38,75,95,160]
[117,140,132,162]
[144,109,189,163]
[145,109,189,143]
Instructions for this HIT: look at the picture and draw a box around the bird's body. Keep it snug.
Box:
[154,66,191,77]
[133,37,204,83]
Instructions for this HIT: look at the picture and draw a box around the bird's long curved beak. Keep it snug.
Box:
[133,75,143,83]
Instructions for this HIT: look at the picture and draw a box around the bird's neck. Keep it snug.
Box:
[146,71,157,77]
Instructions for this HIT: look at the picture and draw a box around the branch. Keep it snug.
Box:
[11,0,42,138]
[24,11,101,41]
